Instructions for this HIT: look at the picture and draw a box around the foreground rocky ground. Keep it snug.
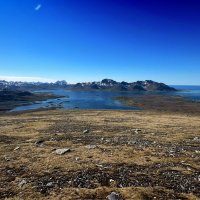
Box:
[0,108,200,199]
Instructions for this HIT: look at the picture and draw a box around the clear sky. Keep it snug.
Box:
[0,0,200,84]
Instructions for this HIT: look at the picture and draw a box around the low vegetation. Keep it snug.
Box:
[0,106,200,199]
[116,95,200,115]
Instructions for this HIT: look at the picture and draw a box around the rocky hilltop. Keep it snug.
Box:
[73,79,177,91]
[0,79,176,91]
[0,109,200,199]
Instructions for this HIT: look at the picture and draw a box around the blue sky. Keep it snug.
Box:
[0,0,200,84]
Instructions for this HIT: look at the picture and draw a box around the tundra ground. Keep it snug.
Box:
[0,108,200,199]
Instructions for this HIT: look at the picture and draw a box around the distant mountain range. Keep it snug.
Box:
[0,79,176,91]
[0,80,69,90]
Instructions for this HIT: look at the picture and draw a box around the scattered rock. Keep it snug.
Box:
[75,157,80,161]
[4,156,10,161]
[134,129,142,134]
[109,179,117,187]
[86,145,97,149]
[14,146,20,151]
[96,164,103,168]
[18,179,27,188]
[105,139,111,143]
[83,129,89,134]
[55,148,71,155]
[87,155,93,158]
[187,167,191,171]
[35,140,44,146]
[107,192,121,200]
[46,182,54,187]
[193,137,200,142]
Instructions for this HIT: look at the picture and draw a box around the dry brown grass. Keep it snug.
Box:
[0,109,200,199]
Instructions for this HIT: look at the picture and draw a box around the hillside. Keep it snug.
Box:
[0,90,63,112]
[73,79,176,91]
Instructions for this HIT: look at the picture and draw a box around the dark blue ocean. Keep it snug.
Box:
[10,85,200,112]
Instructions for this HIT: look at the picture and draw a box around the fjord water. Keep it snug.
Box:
[10,86,200,112]
[10,90,139,112]
[171,85,200,102]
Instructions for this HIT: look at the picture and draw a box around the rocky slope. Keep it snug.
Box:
[73,79,177,91]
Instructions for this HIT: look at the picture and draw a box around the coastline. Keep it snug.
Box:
[115,95,200,116]
[0,91,65,114]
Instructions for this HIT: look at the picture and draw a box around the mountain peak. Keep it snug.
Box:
[73,79,176,91]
